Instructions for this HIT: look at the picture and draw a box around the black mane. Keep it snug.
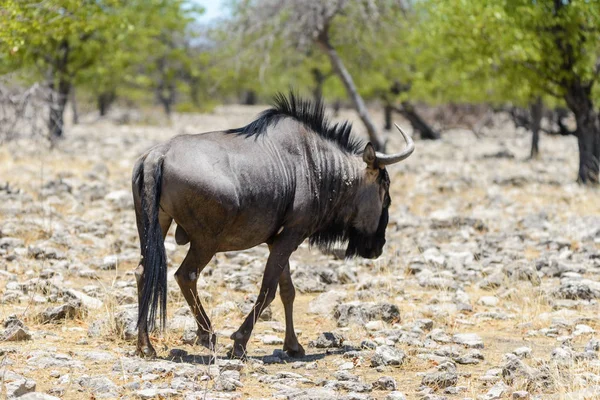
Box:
[308,219,351,254]
[227,92,364,155]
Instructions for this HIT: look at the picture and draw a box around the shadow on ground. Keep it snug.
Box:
[164,347,355,365]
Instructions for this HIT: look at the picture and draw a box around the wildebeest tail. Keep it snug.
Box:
[136,153,167,331]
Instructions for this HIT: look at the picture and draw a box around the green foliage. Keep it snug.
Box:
[218,0,599,110]
[1,0,206,111]
[74,1,205,106]
[3,0,598,117]
[330,6,412,102]
[1,1,131,81]
[219,1,407,103]
[411,0,600,107]
[206,23,323,101]
[174,99,217,113]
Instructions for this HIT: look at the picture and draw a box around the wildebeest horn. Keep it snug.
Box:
[375,123,415,165]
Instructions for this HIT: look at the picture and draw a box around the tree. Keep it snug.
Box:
[180,32,212,108]
[1,1,133,138]
[331,5,441,140]
[1,1,202,134]
[414,0,600,184]
[228,0,407,151]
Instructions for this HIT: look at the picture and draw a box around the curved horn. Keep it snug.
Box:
[375,123,415,165]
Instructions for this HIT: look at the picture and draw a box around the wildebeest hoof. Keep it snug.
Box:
[284,342,305,358]
[136,345,157,358]
[197,331,217,351]
[227,343,247,360]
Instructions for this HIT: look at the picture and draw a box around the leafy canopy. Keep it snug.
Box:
[411,0,600,106]
[1,1,203,95]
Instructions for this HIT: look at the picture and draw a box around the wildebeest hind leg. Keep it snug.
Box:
[174,245,216,350]
[279,262,305,358]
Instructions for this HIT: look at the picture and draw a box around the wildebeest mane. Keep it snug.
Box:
[227,91,364,155]
[308,219,350,254]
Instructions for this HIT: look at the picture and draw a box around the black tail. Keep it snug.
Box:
[136,154,167,331]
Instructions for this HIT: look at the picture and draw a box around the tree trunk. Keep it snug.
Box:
[574,108,599,184]
[384,81,410,132]
[396,101,440,140]
[189,76,200,107]
[565,89,599,184]
[48,40,71,139]
[243,90,257,105]
[384,103,393,131]
[575,113,600,184]
[311,68,327,103]
[160,97,172,116]
[156,56,176,117]
[157,83,175,117]
[332,100,341,117]
[98,97,107,117]
[48,78,70,139]
[98,91,116,117]
[316,34,385,151]
[70,87,79,125]
[565,83,600,185]
[529,97,543,159]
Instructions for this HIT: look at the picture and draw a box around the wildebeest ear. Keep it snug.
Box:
[362,142,377,168]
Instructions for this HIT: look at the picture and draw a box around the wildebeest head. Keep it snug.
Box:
[346,124,414,259]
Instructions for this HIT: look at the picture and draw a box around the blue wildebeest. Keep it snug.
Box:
[132,93,414,358]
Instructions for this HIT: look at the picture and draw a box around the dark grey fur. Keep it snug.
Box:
[131,92,411,358]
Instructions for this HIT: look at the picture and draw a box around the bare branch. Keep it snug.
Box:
[0,78,55,144]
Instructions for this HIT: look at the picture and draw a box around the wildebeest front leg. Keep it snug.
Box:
[279,262,305,357]
[174,246,216,350]
[229,238,298,359]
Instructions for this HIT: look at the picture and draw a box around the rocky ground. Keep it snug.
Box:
[0,105,599,400]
